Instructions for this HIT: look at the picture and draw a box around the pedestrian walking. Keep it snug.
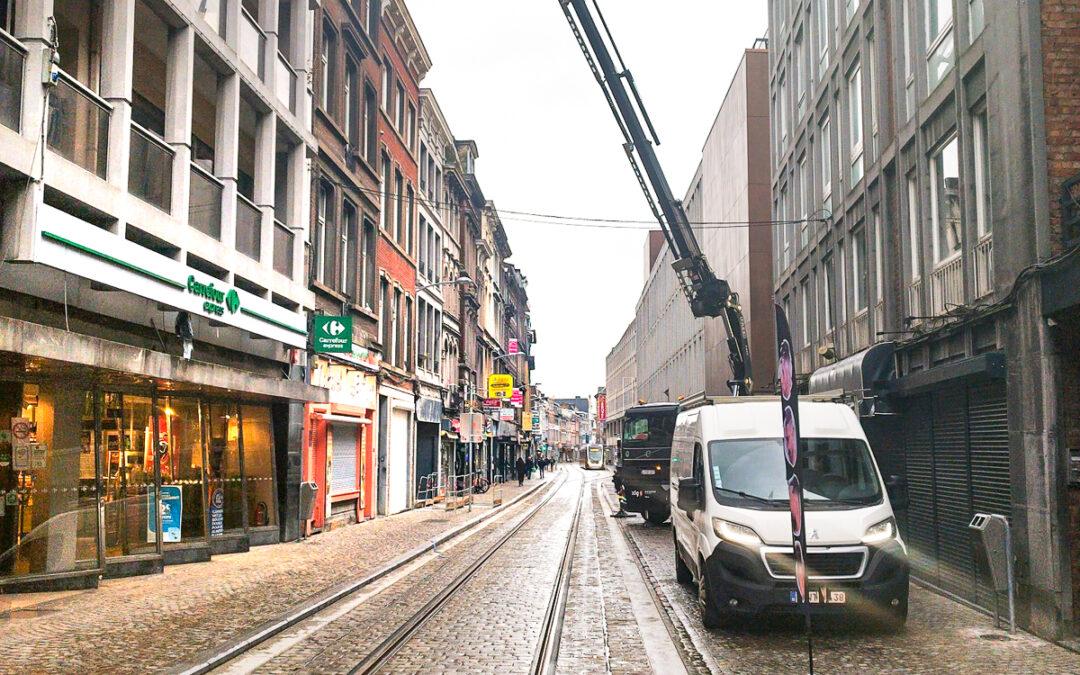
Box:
[538,455,546,478]
[527,454,535,479]
[515,456,526,486]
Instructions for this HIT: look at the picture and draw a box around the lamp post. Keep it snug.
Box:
[416,275,474,294]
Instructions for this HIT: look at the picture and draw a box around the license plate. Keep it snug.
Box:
[641,469,656,475]
[806,588,847,604]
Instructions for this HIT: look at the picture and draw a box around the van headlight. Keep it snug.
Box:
[862,517,897,544]
[712,518,762,547]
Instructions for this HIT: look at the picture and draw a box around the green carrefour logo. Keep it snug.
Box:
[225,289,240,314]
[313,315,353,353]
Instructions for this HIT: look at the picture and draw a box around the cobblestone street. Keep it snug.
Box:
[0,476,549,673]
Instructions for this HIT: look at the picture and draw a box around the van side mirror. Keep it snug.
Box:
[677,477,701,513]
[886,474,909,510]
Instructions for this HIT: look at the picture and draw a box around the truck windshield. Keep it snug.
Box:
[622,412,674,448]
[707,438,882,510]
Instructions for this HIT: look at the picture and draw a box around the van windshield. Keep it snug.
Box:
[707,438,882,510]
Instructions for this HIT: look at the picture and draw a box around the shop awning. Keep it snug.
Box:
[0,315,328,403]
[808,342,896,417]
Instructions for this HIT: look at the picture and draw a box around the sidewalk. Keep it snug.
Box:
[0,473,555,674]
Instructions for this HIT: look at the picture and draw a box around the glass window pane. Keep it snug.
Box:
[159,397,206,541]
[241,406,278,528]
[103,393,157,557]
[932,137,962,262]
[207,403,243,535]
[0,382,99,579]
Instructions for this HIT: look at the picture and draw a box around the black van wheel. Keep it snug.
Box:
[645,509,669,525]
[697,563,726,629]
[674,535,693,585]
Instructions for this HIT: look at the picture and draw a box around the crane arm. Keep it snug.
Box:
[559,0,753,395]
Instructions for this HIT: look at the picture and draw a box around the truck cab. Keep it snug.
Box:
[670,397,909,631]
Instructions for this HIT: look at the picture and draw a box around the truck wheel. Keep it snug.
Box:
[645,509,669,526]
[697,563,726,629]
[674,535,693,585]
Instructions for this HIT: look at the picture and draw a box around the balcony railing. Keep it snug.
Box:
[189,163,223,239]
[0,31,25,132]
[795,346,813,375]
[238,8,265,79]
[274,52,297,113]
[974,234,994,299]
[906,278,923,325]
[236,194,261,260]
[128,123,173,212]
[273,220,294,278]
[47,72,110,178]
[930,254,964,316]
[852,310,870,351]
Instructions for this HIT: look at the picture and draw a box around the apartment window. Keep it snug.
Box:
[382,61,392,111]
[432,233,441,283]
[434,310,442,372]
[838,240,848,323]
[779,73,789,148]
[874,209,884,304]
[380,154,391,230]
[321,23,337,114]
[845,0,858,25]
[930,136,962,263]
[847,64,864,186]
[907,174,921,279]
[969,0,984,42]
[395,82,405,131]
[368,0,379,35]
[800,278,811,347]
[315,182,330,284]
[820,116,832,208]
[418,299,428,370]
[973,112,991,237]
[392,288,401,366]
[815,0,829,75]
[345,59,359,150]
[902,0,916,119]
[798,153,810,248]
[394,170,404,242]
[852,229,867,312]
[419,216,428,279]
[926,0,954,90]
[364,82,378,165]
[404,295,413,370]
[867,35,878,157]
[342,201,357,298]
[361,219,376,309]
[406,185,415,255]
[407,103,417,150]
[780,184,791,269]
[380,277,390,349]
[794,30,805,119]
[824,256,834,330]
[419,144,428,192]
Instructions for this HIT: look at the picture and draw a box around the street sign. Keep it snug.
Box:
[510,389,524,407]
[313,315,353,353]
[460,413,484,443]
[508,338,520,355]
[487,374,514,399]
[499,407,515,421]
[482,398,502,409]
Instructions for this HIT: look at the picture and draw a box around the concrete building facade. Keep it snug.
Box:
[769,0,1080,640]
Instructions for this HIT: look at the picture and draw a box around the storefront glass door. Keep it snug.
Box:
[102,393,157,557]
[158,396,206,543]
[0,381,99,579]
[206,402,244,536]
[241,406,277,528]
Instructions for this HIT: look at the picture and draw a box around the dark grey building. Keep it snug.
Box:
[770,0,1080,640]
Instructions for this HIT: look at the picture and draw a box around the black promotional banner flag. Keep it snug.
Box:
[775,302,814,672]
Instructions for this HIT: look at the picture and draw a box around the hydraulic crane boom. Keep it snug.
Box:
[559,0,754,395]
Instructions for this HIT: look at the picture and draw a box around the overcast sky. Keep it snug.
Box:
[408,1,768,400]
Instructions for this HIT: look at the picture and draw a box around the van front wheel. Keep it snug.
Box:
[697,565,726,629]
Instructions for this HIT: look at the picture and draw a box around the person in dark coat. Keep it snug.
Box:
[515,456,526,486]
[538,455,546,478]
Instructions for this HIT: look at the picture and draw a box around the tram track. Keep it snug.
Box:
[351,469,584,675]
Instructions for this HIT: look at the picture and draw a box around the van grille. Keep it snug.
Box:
[764,550,865,578]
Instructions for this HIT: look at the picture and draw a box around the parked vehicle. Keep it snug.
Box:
[670,397,909,631]
[614,403,678,525]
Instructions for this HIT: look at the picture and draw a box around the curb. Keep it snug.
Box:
[170,474,558,675]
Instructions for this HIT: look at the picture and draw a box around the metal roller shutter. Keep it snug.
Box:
[904,395,938,582]
[330,423,358,495]
[932,385,977,603]
[967,381,1011,608]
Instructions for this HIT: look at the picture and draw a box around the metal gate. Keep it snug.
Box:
[329,423,358,495]
[902,380,1010,609]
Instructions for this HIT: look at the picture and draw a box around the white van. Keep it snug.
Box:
[670,397,909,631]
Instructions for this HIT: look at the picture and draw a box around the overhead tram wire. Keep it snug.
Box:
[312,174,831,230]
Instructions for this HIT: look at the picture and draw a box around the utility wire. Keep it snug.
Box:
[313,172,831,230]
